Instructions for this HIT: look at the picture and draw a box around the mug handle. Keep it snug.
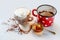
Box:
[32,9,37,17]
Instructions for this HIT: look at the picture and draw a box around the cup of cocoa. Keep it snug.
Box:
[32,4,57,27]
[14,7,33,25]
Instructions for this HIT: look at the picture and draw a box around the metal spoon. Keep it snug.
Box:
[45,29,56,35]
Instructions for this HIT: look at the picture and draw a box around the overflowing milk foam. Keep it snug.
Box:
[15,8,30,20]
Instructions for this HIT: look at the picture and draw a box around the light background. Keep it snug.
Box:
[0,0,60,40]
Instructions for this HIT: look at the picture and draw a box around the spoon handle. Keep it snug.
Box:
[45,29,56,35]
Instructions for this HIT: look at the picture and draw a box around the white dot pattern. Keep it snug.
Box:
[46,18,48,20]
[49,21,52,23]
[40,16,42,18]
[45,24,47,26]
[42,21,45,23]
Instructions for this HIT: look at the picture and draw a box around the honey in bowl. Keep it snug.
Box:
[31,23,43,35]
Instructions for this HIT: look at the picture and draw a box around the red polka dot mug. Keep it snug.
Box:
[32,4,57,27]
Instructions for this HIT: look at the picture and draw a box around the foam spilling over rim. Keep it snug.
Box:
[14,8,30,19]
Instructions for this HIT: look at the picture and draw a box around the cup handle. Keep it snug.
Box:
[32,9,37,17]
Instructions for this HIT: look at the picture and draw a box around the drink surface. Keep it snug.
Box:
[39,11,54,17]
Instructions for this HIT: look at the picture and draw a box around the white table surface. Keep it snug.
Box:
[0,0,60,40]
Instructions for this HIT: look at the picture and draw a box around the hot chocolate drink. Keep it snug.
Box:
[14,8,33,25]
[39,11,54,17]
